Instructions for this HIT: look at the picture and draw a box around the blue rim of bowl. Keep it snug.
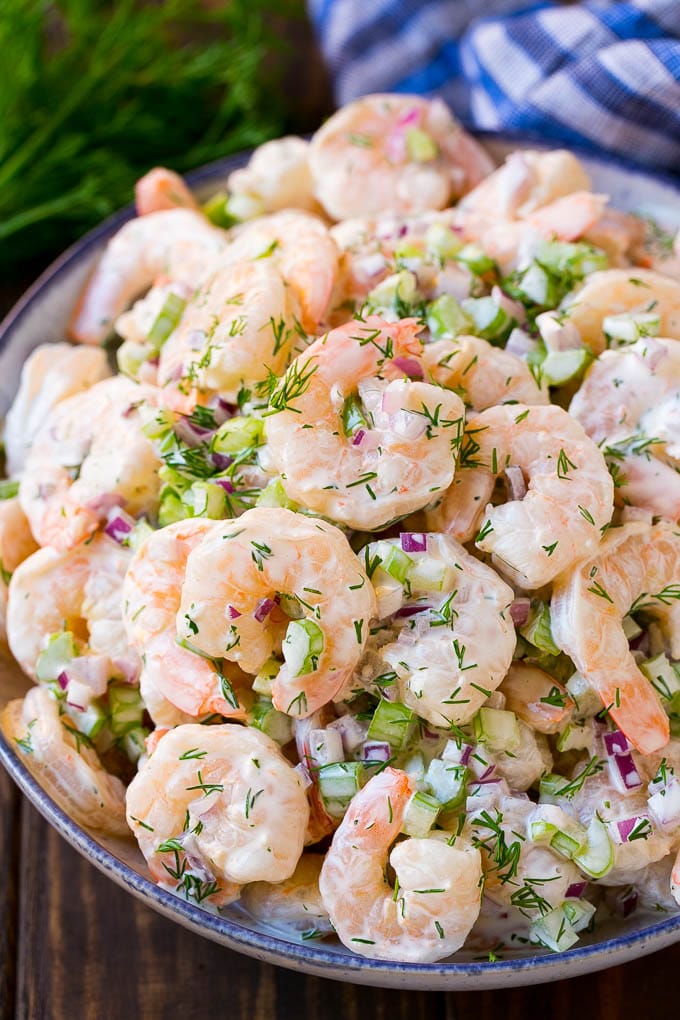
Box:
[2,135,680,983]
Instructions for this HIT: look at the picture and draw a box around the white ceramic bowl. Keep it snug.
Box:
[2,139,680,990]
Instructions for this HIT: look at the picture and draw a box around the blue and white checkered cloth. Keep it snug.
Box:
[308,0,680,173]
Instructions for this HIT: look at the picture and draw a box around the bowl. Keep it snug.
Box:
[2,139,680,990]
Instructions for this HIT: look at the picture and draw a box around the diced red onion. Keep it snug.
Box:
[112,653,141,685]
[608,749,643,793]
[469,755,496,781]
[397,106,422,129]
[294,762,313,789]
[619,889,638,918]
[211,453,234,472]
[214,476,235,493]
[505,327,540,358]
[505,465,527,500]
[352,429,366,447]
[536,311,583,352]
[213,397,236,424]
[492,285,526,325]
[57,671,69,691]
[648,777,680,829]
[566,881,588,899]
[308,728,344,768]
[613,815,649,843]
[361,740,392,762]
[175,416,214,447]
[381,385,404,416]
[509,598,531,626]
[400,532,428,553]
[254,597,276,623]
[104,506,135,544]
[391,357,424,380]
[443,740,474,765]
[420,725,442,741]
[327,715,368,754]
[227,605,242,620]
[394,604,431,619]
[604,731,630,757]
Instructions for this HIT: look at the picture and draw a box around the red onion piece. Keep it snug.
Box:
[505,465,527,500]
[211,453,234,472]
[104,507,135,544]
[227,605,242,620]
[609,751,643,792]
[57,671,69,691]
[352,429,366,447]
[390,357,424,380]
[327,715,368,754]
[604,731,629,756]
[505,328,540,358]
[294,762,313,789]
[254,597,276,623]
[394,604,431,619]
[492,285,526,325]
[566,881,587,899]
[361,740,392,762]
[400,532,428,553]
[397,106,422,129]
[509,598,531,626]
[214,476,235,494]
[175,416,214,447]
[615,816,648,843]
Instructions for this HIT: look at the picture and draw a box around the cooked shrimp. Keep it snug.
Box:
[122,518,246,720]
[2,686,128,836]
[499,663,573,735]
[459,149,591,220]
[0,498,38,639]
[19,376,162,551]
[426,403,614,589]
[135,167,200,216]
[227,137,321,215]
[570,338,680,520]
[125,723,309,906]
[372,534,515,727]
[7,534,133,681]
[308,94,494,221]
[294,711,338,844]
[241,854,333,936]
[319,767,483,962]
[158,260,300,410]
[551,520,680,754]
[560,269,680,353]
[423,336,549,410]
[265,317,465,532]
[4,343,110,477]
[177,508,376,717]
[224,210,339,331]
[69,209,229,345]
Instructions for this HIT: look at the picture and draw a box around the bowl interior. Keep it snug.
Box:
[2,140,680,990]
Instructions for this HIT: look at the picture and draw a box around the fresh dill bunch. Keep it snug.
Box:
[0,0,301,273]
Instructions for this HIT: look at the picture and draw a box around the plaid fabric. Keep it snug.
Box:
[309,0,680,172]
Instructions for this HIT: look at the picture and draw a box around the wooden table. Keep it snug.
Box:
[0,276,677,1020]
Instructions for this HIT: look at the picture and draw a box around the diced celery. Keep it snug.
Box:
[603,310,661,344]
[68,699,108,740]
[538,773,565,805]
[530,815,587,860]
[212,416,263,455]
[128,518,154,553]
[252,658,280,696]
[317,761,365,817]
[406,128,438,162]
[122,726,149,763]
[394,242,423,262]
[148,293,186,350]
[531,906,580,953]
[182,481,227,519]
[402,790,441,837]
[109,684,144,737]
[282,619,325,677]
[622,615,643,641]
[455,245,496,276]
[425,222,463,261]
[573,816,614,879]
[541,348,592,387]
[116,340,154,380]
[142,408,177,441]
[0,479,19,500]
[278,594,305,620]
[367,700,416,751]
[461,296,512,343]
[256,478,298,510]
[514,263,558,307]
[407,556,448,592]
[562,898,596,933]
[520,601,561,656]
[640,654,680,704]
[535,240,608,279]
[225,191,265,223]
[158,488,190,527]
[425,759,468,810]
[556,720,593,753]
[36,632,77,684]
[251,699,293,744]
[202,190,240,228]
[426,294,473,339]
[400,749,426,785]
[473,707,521,752]
[565,672,602,718]
[369,540,413,584]
[367,270,418,312]
[342,393,368,436]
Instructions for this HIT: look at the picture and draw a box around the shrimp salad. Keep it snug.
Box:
[4,93,680,964]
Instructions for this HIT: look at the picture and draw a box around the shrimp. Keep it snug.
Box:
[176,507,377,718]
[226,137,321,215]
[308,94,494,221]
[2,686,128,836]
[560,269,680,354]
[0,498,39,639]
[241,854,333,936]
[426,403,614,589]
[550,520,680,754]
[19,376,162,551]
[125,723,309,906]
[122,518,246,720]
[265,317,465,532]
[318,767,483,962]
[224,210,339,331]
[135,167,201,216]
[423,336,550,410]
[158,260,300,410]
[369,534,515,728]
[6,533,134,682]
[4,343,111,477]
[294,711,339,844]
[459,149,591,220]
[499,664,573,735]
[569,338,680,520]
[68,209,229,345]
